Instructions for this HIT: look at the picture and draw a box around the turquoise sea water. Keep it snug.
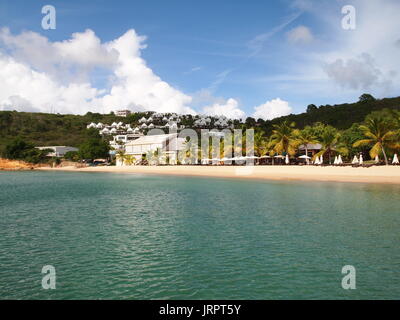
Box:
[0,171,400,300]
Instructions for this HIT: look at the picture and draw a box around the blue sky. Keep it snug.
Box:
[0,0,399,118]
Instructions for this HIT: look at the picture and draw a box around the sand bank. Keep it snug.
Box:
[37,165,400,184]
[0,158,35,170]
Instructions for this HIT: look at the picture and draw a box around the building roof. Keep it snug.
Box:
[299,143,322,150]
[125,133,178,146]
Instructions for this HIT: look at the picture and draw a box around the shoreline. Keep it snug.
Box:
[36,165,400,184]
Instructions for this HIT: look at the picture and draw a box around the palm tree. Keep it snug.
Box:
[145,150,155,165]
[254,132,268,157]
[388,109,400,151]
[270,121,299,156]
[116,149,126,165]
[315,126,347,164]
[296,129,318,162]
[353,116,397,165]
[181,140,198,164]
[124,155,136,166]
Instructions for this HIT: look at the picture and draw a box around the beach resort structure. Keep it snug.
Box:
[36,146,78,157]
[298,143,322,158]
[109,133,144,150]
[121,133,186,165]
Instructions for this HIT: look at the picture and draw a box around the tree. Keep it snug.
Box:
[359,93,376,103]
[306,104,318,113]
[115,149,126,165]
[78,138,109,160]
[270,121,299,156]
[296,128,318,161]
[3,137,51,163]
[340,124,367,159]
[314,126,347,164]
[245,117,256,128]
[353,115,397,165]
[254,132,268,157]
[4,138,35,160]
[64,151,79,162]
[124,155,136,166]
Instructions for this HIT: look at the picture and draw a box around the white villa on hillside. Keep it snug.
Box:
[115,109,131,117]
[121,133,186,165]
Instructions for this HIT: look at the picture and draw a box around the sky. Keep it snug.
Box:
[0,0,399,119]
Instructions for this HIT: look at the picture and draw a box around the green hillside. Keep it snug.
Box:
[249,95,400,134]
[1,95,400,155]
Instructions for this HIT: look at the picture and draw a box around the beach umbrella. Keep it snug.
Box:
[352,156,359,164]
[359,154,363,165]
[338,155,343,165]
[299,155,310,164]
[374,155,379,163]
[319,155,323,165]
[334,156,338,165]
[313,157,319,165]
[393,154,399,164]
[285,154,290,164]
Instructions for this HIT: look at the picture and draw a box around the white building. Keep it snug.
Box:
[109,133,143,150]
[123,133,186,165]
[36,146,78,157]
[115,110,131,117]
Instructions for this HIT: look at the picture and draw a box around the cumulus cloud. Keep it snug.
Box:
[202,98,245,119]
[323,53,389,90]
[100,30,195,114]
[0,28,195,115]
[0,52,101,114]
[286,25,314,44]
[0,28,117,81]
[252,98,292,120]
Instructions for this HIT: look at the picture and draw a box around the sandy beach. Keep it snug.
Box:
[37,165,400,184]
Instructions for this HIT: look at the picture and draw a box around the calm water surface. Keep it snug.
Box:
[0,171,399,299]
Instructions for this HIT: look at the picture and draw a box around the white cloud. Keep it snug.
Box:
[100,29,195,114]
[323,53,386,90]
[0,53,101,114]
[252,98,292,120]
[258,0,400,105]
[248,12,302,56]
[202,98,245,119]
[286,25,314,44]
[0,28,195,115]
[0,28,117,82]
[319,0,400,95]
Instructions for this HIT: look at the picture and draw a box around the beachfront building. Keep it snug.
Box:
[109,133,144,150]
[298,143,322,158]
[36,146,78,157]
[123,133,186,165]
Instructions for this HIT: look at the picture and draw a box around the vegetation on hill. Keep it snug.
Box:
[245,94,400,134]
[0,94,399,164]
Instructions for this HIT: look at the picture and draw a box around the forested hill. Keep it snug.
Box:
[1,94,400,152]
[253,95,400,134]
[0,111,156,151]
